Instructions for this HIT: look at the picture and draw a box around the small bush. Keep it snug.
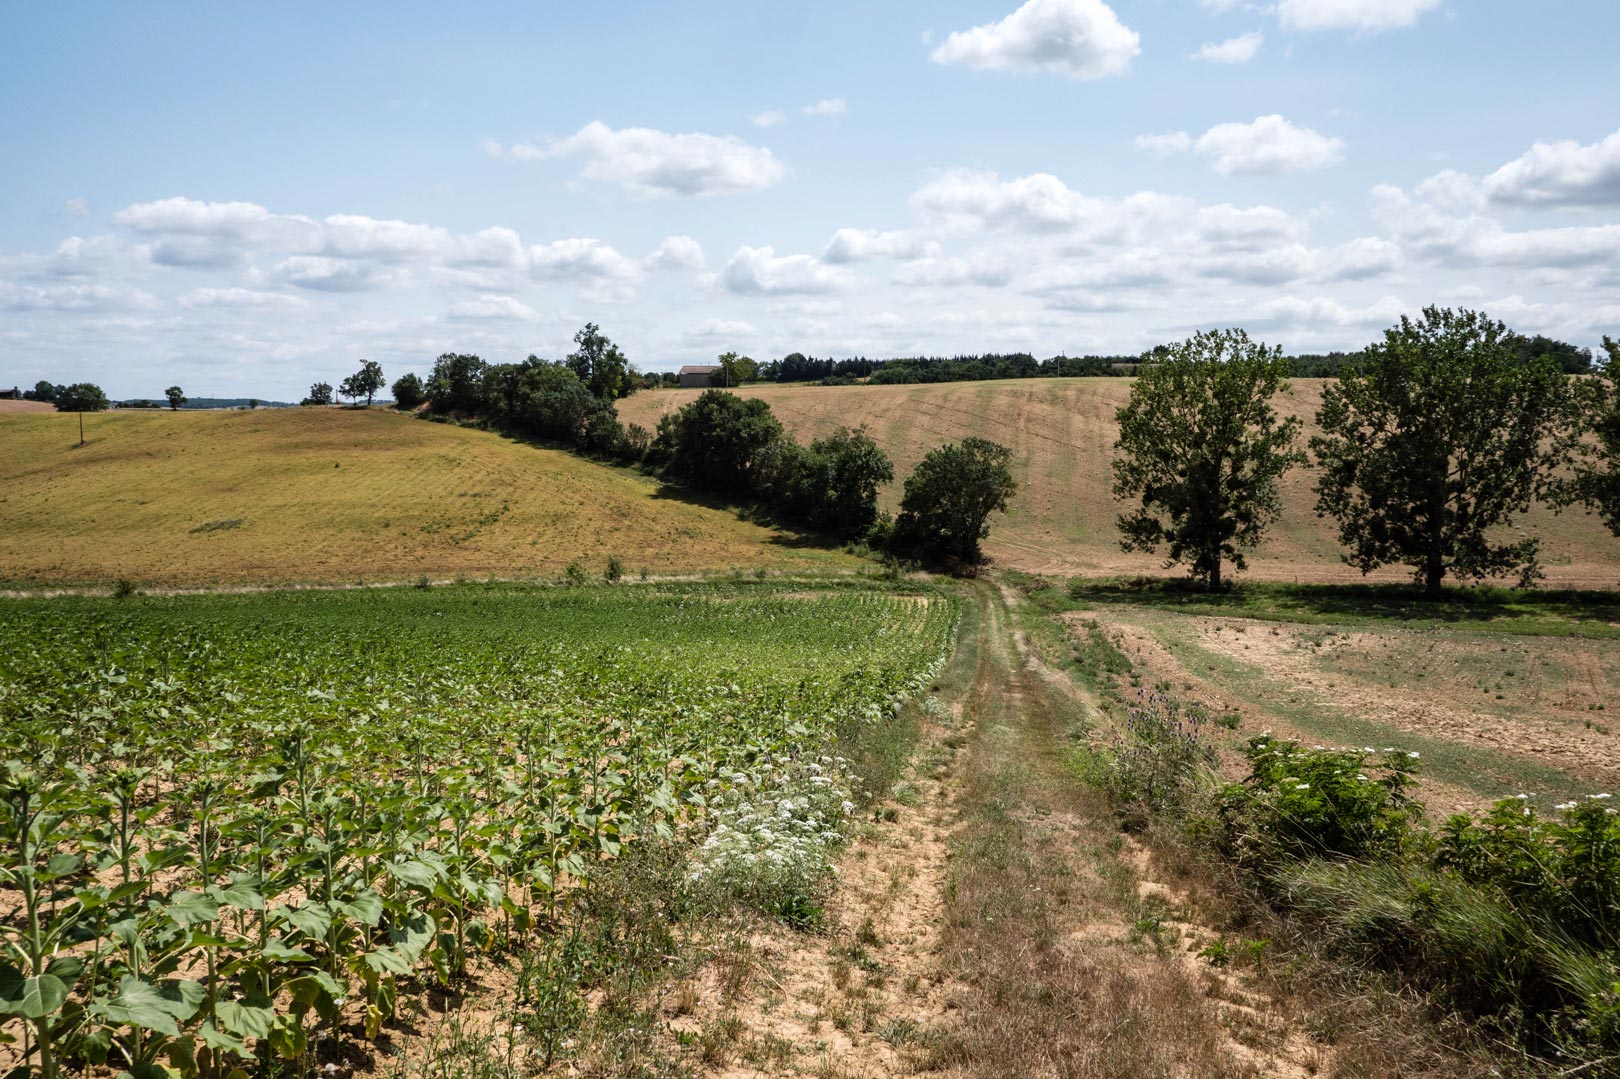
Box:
[562,561,589,586]
[1216,737,1425,866]
[111,578,138,599]
[1106,690,1214,812]
[603,556,624,584]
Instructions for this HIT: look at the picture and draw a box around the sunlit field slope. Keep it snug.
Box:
[621,378,1620,587]
[0,407,853,587]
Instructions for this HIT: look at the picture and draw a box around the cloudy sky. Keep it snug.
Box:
[4,1,1619,400]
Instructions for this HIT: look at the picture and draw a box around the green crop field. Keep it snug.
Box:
[0,580,955,1077]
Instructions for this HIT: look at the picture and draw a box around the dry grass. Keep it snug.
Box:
[619,378,1620,588]
[0,407,856,587]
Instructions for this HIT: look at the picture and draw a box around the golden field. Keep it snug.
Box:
[0,407,854,587]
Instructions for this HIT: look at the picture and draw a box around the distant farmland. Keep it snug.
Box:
[0,407,854,587]
[621,377,1620,588]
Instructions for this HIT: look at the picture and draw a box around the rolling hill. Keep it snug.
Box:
[619,378,1620,588]
[0,407,853,587]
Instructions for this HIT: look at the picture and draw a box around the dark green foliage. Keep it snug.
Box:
[565,323,633,402]
[163,386,185,411]
[340,359,386,406]
[1514,333,1593,374]
[24,380,59,403]
[1311,307,1579,596]
[891,437,1016,564]
[711,351,758,388]
[390,373,425,409]
[1218,737,1425,865]
[774,427,894,540]
[654,389,786,497]
[1113,329,1303,591]
[53,383,109,412]
[483,360,600,443]
[302,381,334,406]
[1566,336,1620,536]
[426,353,489,414]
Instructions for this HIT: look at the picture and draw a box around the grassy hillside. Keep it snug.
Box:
[620,378,1620,587]
[0,407,853,587]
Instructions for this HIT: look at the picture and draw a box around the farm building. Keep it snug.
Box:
[678,364,721,388]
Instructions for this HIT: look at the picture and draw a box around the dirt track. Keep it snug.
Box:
[667,583,1333,1077]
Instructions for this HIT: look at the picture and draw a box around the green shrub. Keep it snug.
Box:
[1106,690,1214,812]
[1439,796,1620,951]
[1217,737,1425,866]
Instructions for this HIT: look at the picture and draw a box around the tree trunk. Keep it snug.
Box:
[1209,556,1223,593]
[1423,552,1444,598]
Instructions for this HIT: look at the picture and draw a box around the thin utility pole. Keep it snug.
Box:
[78,411,84,446]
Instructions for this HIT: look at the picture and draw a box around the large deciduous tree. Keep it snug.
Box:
[655,389,785,496]
[713,351,759,388]
[1311,307,1578,596]
[340,359,385,406]
[566,323,633,402]
[1566,336,1620,536]
[54,383,110,412]
[304,381,333,406]
[390,373,424,409]
[164,386,186,411]
[775,427,894,540]
[1113,329,1303,591]
[425,354,488,414]
[892,437,1016,564]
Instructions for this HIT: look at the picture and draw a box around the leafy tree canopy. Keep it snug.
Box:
[164,386,186,410]
[655,389,785,497]
[54,383,110,412]
[566,323,634,401]
[892,437,1016,565]
[1113,328,1303,590]
[1311,306,1580,595]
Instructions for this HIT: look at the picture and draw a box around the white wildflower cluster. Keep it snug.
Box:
[687,756,854,909]
[1552,793,1616,814]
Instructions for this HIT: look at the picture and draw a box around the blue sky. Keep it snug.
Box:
[3,0,1619,400]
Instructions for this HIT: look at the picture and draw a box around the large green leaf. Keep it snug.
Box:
[198,1021,252,1059]
[339,891,383,927]
[0,966,68,1019]
[362,948,411,976]
[215,996,274,1040]
[163,890,220,928]
[90,976,203,1036]
[280,902,332,939]
[207,881,264,911]
[386,860,439,889]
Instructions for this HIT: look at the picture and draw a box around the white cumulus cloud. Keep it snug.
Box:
[1192,115,1346,174]
[711,246,846,294]
[802,98,847,117]
[822,228,941,263]
[447,295,541,322]
[929,0,1140,80]
[749,110,786,128]
[1192,30,1263,63]
[1276,0,1442,33]
[1483,127,1620,209]
[501,121,785,198]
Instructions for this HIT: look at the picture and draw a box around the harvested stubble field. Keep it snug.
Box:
[1043,579,1620,815]
[0,407,855,587]
[619,377,1620,588]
